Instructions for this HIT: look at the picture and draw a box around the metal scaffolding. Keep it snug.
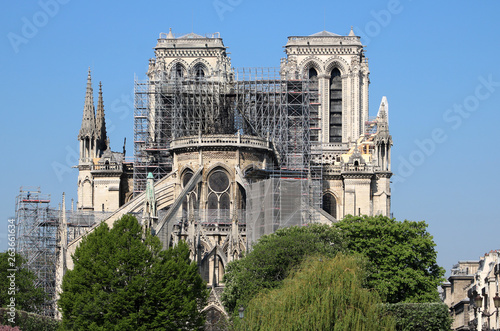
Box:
[233,69,323,229]
[15,187,58,316]
[14,186,115,316]
[65,210,112,243]
[133,67,323,242]
[134,77,172,195]
[171,80,235,139]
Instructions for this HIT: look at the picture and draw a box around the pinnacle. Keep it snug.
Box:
[96,81,107,153]
[166,27,174,39]
[79,69,96,140]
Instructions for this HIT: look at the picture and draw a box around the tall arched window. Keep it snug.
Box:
[322,193,337,219]
[329,68,342,143]
[237,183,246,211]
[181,170,198,219]
[207,170,231,222]
[308,67,318,80]
[81,179,92,208]
[205,305,224,329]
[193,64,206,80]
[171,63,185,80]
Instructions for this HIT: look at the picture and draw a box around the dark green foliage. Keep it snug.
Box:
[0,252,47,313]
[383,302,452,331]
[146,240,208,329]
[222,224,344,315]
[236,255,396,331]
[58,214,208,330]
[335,215,445,303]
[0,308,60,331]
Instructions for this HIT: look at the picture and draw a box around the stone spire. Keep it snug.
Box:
[95,81,107,154]
[376,96,390,136]
[78,68,96,140]
[377,96,389,124]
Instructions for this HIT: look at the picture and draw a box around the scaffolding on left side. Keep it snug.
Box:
[134,76,173,195]
[15,187,58,316]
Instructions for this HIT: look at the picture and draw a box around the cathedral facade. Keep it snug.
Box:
[60,28,393,322]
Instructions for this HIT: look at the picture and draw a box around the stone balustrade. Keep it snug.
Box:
[170,134,271,151]
[92,163,122,171]
[321,164,378,175]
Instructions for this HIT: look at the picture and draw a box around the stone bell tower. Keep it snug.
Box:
[281,28,391,218]
[281,28,369,144]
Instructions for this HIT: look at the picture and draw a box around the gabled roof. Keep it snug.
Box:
[178,32,205,39]
[309,30,340,37]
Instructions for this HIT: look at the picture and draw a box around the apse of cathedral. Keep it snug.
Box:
[62,27,392,320]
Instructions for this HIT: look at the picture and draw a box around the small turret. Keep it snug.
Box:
[375,96,392,172]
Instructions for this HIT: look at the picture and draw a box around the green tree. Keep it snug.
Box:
[0,252,47,313]
[237,254,396,331]
[383,302,452,331]
[58,214,208,330]
[222,224,344,315]
[334,215,445,303]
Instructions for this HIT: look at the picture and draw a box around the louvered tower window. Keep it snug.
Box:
[309,67,319,142]
[329,68,342,143]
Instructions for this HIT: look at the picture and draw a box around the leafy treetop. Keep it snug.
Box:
[58,214,208,331]
[335,215,445,303]
[237,254,396,331]
[222,223,345,315]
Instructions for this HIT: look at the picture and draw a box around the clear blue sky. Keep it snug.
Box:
[1,0,499,276]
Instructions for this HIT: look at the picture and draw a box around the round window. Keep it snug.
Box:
[208,171,229,193]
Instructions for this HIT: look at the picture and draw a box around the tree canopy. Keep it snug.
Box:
[334,215,445,303]
[58,214,208,330]
[383,302,452,331]
[223,215,444,318]
[221,223,344,315]
[237,254,396,331]
[0,252,47,313]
